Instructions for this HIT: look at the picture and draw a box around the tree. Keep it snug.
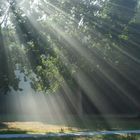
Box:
[0,1,19,94]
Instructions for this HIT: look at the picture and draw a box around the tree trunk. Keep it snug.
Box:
[76,87,83,116]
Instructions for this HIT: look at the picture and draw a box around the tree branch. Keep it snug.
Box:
[0,5,10,26]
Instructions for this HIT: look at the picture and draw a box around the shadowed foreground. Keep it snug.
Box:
[0,131,140,140]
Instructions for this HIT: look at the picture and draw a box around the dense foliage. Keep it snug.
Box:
[0,0,140,101]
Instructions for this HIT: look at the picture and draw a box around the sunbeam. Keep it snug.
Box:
[0,0,140,136]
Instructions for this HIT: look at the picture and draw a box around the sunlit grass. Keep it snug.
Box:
[0,122,80,134]
[1,117,140,134]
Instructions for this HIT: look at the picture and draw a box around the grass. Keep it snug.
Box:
[0,115,140,140]
[0,122,81,134]
[1,117,140,133]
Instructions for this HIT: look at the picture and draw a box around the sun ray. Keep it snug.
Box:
[0,0,140,134]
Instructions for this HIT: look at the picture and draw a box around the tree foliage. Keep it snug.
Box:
[0,0,139,96]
